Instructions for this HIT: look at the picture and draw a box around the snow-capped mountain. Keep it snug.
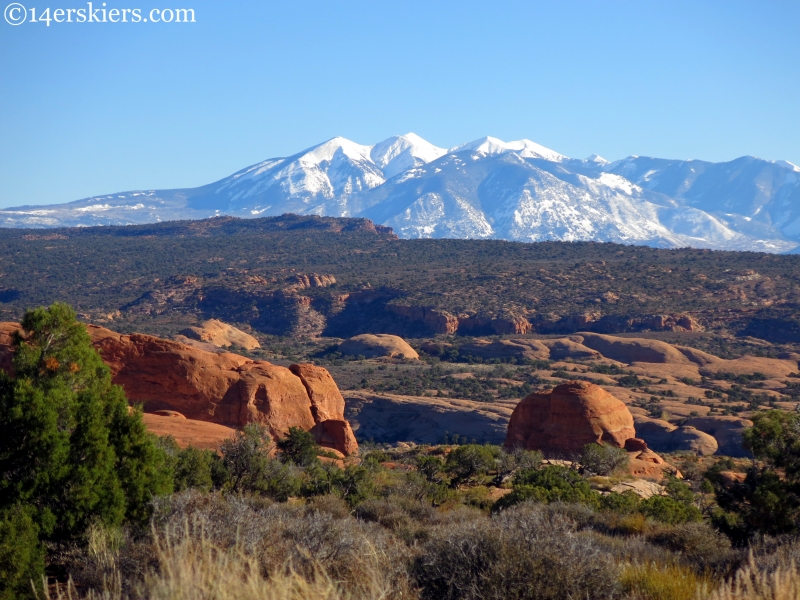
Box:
[2,133,798,253]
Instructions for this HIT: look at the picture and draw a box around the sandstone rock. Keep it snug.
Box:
[578,333,692,365]
[627,449,681,480]
[459,314,533,335]
[0,322,357,456]
[458,339,549,361]
[153,410,186,419]
[624,438,649,452]
[338,334,419,360]
[611,479,665,499]
[180,319,260,350]
[141,413,235,451]
[290,363,347,422]
[504,381,636,455]
[683,416,752,457]
[634,416,719,456]
[542,338,600,360]
[386,305,459,334]
[717,471,747,488]
[310,419,359,457]
[345,391,516,445]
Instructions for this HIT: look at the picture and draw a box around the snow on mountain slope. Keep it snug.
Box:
[0,133,797,253]
[451,136,567,161]
[602,155,800,242]
[360,150,793,251]
[370,133,447,179]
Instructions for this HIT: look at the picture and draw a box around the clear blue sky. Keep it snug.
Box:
[1,0,798,208]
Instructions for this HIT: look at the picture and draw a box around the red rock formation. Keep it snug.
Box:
[504,381,636,454]
[387,305,460,334]
[0,322,358,456]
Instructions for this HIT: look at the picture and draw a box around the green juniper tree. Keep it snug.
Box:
[0,303,171,598]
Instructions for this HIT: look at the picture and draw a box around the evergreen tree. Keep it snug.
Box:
[0,303,172,544]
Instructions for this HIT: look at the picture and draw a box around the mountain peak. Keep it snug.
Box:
[451,136,566,162]
[586,154,610,165]
[371,133,446,179]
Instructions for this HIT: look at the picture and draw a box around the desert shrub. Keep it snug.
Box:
[0,505,45,600]
[709,410,800,539]
[413,502,619,600]
[621,562,710,600]
[277,426,321,467]
[219,423,273,493]
[492,447,543,485]
[302,463,375,507]
[647,522,738,576]
[639,478,702,525]
[599,490,642,515]
[415,455,445,482]
[494,465,600,511]
[172,445,217,493]
[581,443,630,476]
[444,444,498,485]
[640,496,701,525]
[305,494,351,519]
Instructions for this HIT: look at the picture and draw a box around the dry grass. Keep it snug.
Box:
[707,555,800,600]
[621,563,713,600]
[44,529,399,600]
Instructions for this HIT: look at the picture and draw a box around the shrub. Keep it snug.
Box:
[494,465,600,511]
[444,444,498,485]
[173,445,216,493]
[580,443,629,476]
[416,455,445,482]
[647,522,738,576]
[219,423,272,493]
[277,426,321,467]
[413,503,619,600]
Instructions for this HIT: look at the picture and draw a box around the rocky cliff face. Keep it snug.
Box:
[0,322,358,456]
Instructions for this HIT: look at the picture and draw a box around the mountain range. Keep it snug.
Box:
[3,133,799,252]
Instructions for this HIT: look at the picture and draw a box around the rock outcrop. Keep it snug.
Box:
[338,334,419,360]
[683,416,753,457]
[0,322,357,456]
[634,416,719,456]
[142,413,236,450]
[579,333,692,365]
[345,391,516,445]
[504,381,636,454]
[179,319,260,350]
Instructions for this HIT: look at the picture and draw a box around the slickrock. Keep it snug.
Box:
[457,339,550,361]
[0,322,358,455]
[338,334,419,360]
[141,413,235,451]
[683,416,753,458]
[610,479,665,499]
[504,381,636,454]
[345,391,516,445]
[634,416,719,456]
[179,319,260,350]
[578,333,692,365]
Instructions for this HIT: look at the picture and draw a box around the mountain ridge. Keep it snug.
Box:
[2,133,798,252]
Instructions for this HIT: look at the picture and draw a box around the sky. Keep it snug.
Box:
[1,0,798,208]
